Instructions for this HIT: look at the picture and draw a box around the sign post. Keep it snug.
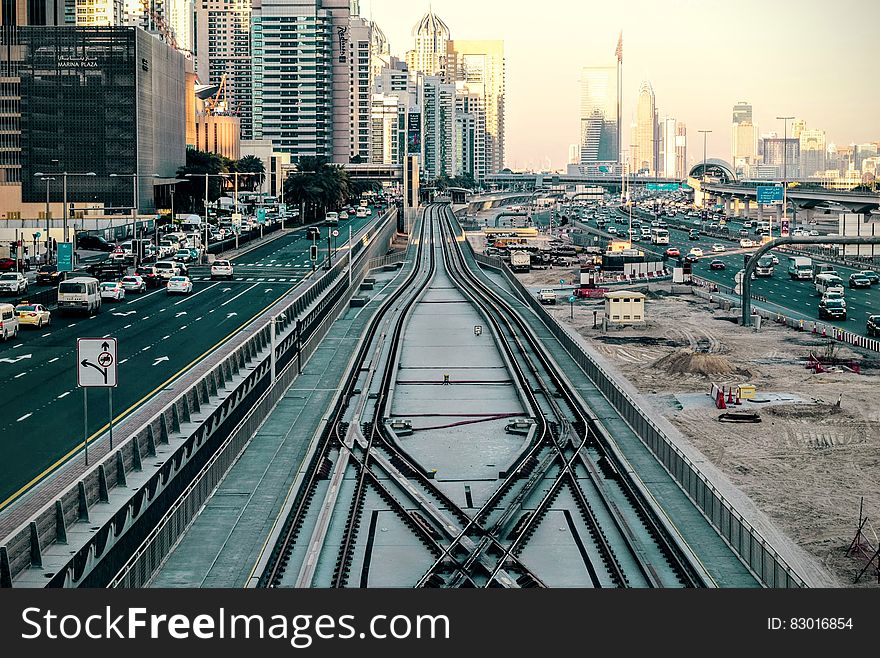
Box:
[568,295,576,320]
[57,242,73,272]
[77,338,118,465]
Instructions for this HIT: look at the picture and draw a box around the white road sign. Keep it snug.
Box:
[77,338,118,388]
[332,229,339,237]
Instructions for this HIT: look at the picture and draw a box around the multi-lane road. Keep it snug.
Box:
[578,209,880,334]
[0,215,375,507]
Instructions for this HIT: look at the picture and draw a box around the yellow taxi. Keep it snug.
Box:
[15,302,51,328]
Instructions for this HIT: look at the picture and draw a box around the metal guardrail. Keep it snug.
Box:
[471,250,806,588]
[0,210,397,588]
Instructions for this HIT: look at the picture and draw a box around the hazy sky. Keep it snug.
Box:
[366,0,880,171]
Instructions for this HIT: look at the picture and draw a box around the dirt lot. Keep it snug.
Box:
[536,283,880,586]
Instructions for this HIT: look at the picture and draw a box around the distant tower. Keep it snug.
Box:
[635,80,657,174]
[405,9,450,76]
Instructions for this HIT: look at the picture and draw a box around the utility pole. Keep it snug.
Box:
[776,115,794,241]
[698,129,712,208]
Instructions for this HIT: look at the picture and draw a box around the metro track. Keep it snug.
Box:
[256,204,712,588]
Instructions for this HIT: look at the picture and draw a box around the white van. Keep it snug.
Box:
[356,206,368,218]
[57,277,101,315]
[815,273,844,297]
[0,303,19,341]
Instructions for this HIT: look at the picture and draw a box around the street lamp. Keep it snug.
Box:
[697,129,712,209]
[39,177,56,264]
[776,116,795,239]
[34,171,96,245]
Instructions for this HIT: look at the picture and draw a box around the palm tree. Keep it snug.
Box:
[234,155,266,191]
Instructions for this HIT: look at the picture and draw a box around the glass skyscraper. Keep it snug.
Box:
[579,66,618,165]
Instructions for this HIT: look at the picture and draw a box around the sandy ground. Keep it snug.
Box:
[539,281,880,587]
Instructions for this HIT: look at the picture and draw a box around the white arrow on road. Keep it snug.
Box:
[175,311,187,318]
[226,312,238,319]
[0,354,32,364]
[222,288,232,293]
[112,311,136,317]
[264,288,273,293]
[152,356,170,366]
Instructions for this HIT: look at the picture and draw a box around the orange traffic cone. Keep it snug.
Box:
[727,388,735,404]
[716,390,727,409]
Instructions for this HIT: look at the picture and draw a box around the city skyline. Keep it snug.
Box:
[366,0,880,171]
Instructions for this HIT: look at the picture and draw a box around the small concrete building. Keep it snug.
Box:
[604,290,646,324]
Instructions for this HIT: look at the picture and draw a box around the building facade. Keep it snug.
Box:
[75,0,122,26]
[405,9,448,77]
[660,117,675,178]
[762,137,800,179]
[122,0,193,55]
[1,26,185,214]
[633,80,657,175]
[799,128,826,177]
[732,101,752,125]
[421,74,455,180]
[675,121,687,179]
[579,65,618,165]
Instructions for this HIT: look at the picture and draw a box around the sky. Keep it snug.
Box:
[365,0,880,171]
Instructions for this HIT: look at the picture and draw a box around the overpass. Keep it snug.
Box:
[485,172,684,192]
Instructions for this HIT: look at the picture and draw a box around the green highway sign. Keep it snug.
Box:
[57,242,73,271]
[756,185,783,205]
[646,183,680,191]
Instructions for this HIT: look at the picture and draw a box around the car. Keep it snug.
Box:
[537,288,557,305]
[809,229,820,236]
[0,257,17,271]
[771,255,779,265]
[35,265,61,286]
[711,244,726,252]
[135,265,163,289]
[688,230,700,240]
[739,238,755,248]
[688,248,703,258]
[211,259,234,280]
[856,270,879,285]
[849,273,872,289]
[665,247,680,258]
[339,211,349,221]
[14,302,50,328]
[75,235,116,252]
[174,248,192,263]
[868,315,880,336]
[743,221,754,228]
[120,275,147,293]
[818,298,847,320]
[0,271,27,294]
[692,219,701,226]
[99,281,125,301]
[709,259,726,270]
[166,276,193,295]
[607,226,618,234]
[684,253,699,263]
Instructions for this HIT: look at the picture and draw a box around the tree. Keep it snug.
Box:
[283,157,353,223]
[175,148,231,214]
[234,155,266,191]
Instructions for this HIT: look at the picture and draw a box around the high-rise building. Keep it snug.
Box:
[732,101,752,125]
[578,66,618,165]
[1,0,66,24]
[634,80,657,175]
[123,0,194,55]
[675,121,687,179]
[453,81,486,182]
[799,128,826,177]
[348,16,373,162]
[762,137,800,178]
[855,143,879,171]
[195,0,253,140]
[446,39,504,173]
[568,144,579,165]
[421,74,456,180]
[405,9,449,77]
[75,0,123,25]
[660,117,676,178]
[791,119,806,139]
[732,121,758,176]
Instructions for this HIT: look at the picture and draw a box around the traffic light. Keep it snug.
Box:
[309,244,318,261]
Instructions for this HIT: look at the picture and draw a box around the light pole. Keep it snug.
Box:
[776,116,794,239]
[698,129,712,209]
[184,173,216,264]
[35,171,96,245]
[39,177,55,264]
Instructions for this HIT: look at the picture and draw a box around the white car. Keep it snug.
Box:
[120,275,146,294]
[809,229,820,236]
[711,244,726,252]
[99,281,125,301]
[688,248,704,258]
[155,261,181,279]
[0,272,27,294]
[211,259,234,280]
[166,276,193,295]
[739,238,755,248]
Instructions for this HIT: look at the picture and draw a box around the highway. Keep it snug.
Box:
[0,215,375,507]
[578,209,880,335]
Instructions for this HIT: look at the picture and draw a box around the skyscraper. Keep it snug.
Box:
[421,74,456,179]
[75,0,123,25]
[675,121,687,179]
[660,117,676,178]
[799,128,826,177]
[732,121,758,176]
[123,0,193,54]
[405,10,449,77]
[578,66,618,165]
[634,80,657,175]
[732,101,752,125]
[446,39,505,173]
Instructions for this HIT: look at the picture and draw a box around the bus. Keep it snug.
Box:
[650,228,670,245]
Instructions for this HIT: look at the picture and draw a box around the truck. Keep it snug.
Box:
[787,256,813,280]
[510,250,531,273]
[537,288,557,305]
[755,254,775,277]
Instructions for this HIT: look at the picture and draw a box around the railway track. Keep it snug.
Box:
[254,204,713,588]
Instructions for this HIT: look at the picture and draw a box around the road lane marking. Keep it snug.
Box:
[119,359,129,364]
[220,283,259,307]
[48,357,59,363]
[162,335,170,340]
[141,345,151,351]
[57,392,70,399]
[42,333,50,337]
[126,287,165,305]
[124,324,132,329]
[173,281,221,306]
[14,373,25,379]
[17,413,32,422]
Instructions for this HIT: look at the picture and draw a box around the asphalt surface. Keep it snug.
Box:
[0,215,375,507]
[577,209,880,334]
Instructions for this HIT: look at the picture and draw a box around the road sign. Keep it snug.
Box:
[257,208,267,224]
[646,183,680,191]
[781,219,790,237]
[568,295,576,303]
[735,270,745,285]
[332,229,339,237]
[231,213,242,228]
[77,338,118,388]
[734,284,742,295]
[756,185,784,205]
[57,242,73,272]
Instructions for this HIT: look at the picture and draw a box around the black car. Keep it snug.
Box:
[135,265,163,289]
[76,234,116,252]
[818,298,847,320]
[709,259,726,270]
[857,270,879,285]
[849,273,871,289]
[684,254,699,263]
[36,265,63,285]
[868,315,880,336]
